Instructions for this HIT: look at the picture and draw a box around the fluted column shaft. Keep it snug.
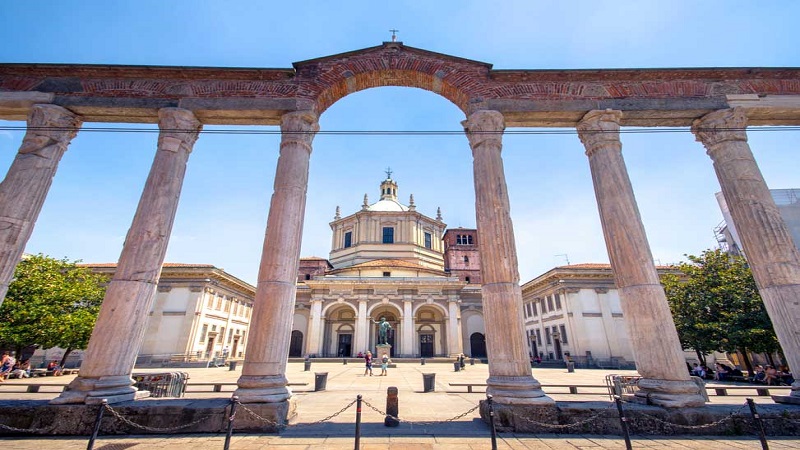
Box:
[463,110,550,404]
[235,111,318,403]
[693,108,800,398]
[53,108,202,404]
[578,109,704,407]
[402,300,413,356]
[0,105,81,304]
[306,299,323,355]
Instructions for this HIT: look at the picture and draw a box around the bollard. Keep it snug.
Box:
[229,361,237,371]
[86,399,107,450]
[315,372,329,391]
[422,373,436,392]
[746,398,769,450]
[614,396,632,450]
[354,394,363,450]
[224,396,239,450]
[304,360,312,371]
[454,361,461,372]
[385,386,399,427]
[487,394,498,450]
[420,358,425,365]
[470,357,475,366]
[343,358,347,365]
[567,361,575,373]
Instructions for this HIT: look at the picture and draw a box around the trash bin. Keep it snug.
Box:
[470,358,475,366]
[314,372,328,391]
[229,361,237,371]
[304,360,312,371]
[420,358,426,365]
[567,362,575,373]
[453,361,461,372]
[342,358,347,365]
[422,373,436,392]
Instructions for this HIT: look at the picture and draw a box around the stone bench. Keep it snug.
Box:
[185,382,309,393]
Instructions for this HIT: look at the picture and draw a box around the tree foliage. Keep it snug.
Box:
[662,249,780,367]
[0,254,108,361]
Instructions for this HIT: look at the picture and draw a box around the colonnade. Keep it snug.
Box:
[0,104,797,408]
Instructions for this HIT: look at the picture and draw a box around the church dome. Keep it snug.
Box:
[368,198,408,212]
[364,169,410,212]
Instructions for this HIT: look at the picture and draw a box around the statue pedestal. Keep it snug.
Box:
[376,344,392,358]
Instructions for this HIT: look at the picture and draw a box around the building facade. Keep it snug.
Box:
[291,175,486,358]
[81,263,255,362]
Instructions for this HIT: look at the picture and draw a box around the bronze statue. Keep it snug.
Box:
[373,316,393,345]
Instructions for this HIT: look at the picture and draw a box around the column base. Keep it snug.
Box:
[234,374,292,403]
[50,375,141,405]
[633,378,707,408]
[486,375,554,405]
[772,381,800,404]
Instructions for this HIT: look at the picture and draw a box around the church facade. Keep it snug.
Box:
[290,175,486,358]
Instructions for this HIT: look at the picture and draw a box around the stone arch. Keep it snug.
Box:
[321,300,357,318]
[366,301,402,318]
[412,301,447,318]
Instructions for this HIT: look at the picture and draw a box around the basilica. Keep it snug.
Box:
[291,174,486,358]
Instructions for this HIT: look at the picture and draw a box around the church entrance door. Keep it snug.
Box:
[470,332,486,358]
[337,333,352,357]
[289,330,303,357]
[420,334,434,357]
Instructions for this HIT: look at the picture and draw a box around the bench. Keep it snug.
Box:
[448,383,486,393]
[185,382,309,393]
[448,383,610,394]
[707,385,789,397]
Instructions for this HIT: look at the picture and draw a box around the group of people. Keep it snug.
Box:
[0,352,65,380]
[363,351,392,376]
[689,361,793,385]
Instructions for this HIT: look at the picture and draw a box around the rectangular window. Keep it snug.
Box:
[228,328,234,344]
[555,293,562,310]
[536,329,542,346]
[424,232,432,249]
[224,298,231,312]
[525,303,532,317]
[545,328,552,345]
[540,298,547,313]
[216,296,222,310]
[456,234,475,245]
[532,302,538,317]
[199,324,208,343]
[344,231,352,248]
[560,324,568,344]
[382,227,394,244]
[206,294,213,308]
[383,271,391,277]
[547,296,554,311]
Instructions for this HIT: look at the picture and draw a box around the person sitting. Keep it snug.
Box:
[764,365,778,386]
[777,366,794,385]
[714,363,728,381]
[0,352,16,380]
[753,365,766,383]
[47,360,63,376]
[9,360,30,379]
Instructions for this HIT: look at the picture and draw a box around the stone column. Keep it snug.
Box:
[235,111,318,403]
[306,299,323,356]
[693,108,800,402]
[0,104,81,305]
[356,299,368,354]
[402,300,413,356]
[447,298,462,356]
[53,108,202,404]
[463,110,551,404]
[577,109,704,407]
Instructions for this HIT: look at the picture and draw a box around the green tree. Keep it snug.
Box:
[0,254,107,367]
[662,249,780,374]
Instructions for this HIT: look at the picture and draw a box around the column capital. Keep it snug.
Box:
[576,109,622,156]
[462,110,504,152]
[281,110,319,151]
[692,108,748,150]
[21,104,82,154]
[157,108,202,152]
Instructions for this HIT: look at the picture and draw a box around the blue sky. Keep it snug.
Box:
[0,1,798,285]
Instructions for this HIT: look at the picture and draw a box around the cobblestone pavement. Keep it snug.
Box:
[1,361,798,448]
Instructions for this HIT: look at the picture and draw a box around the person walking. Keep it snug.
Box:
[380,353,391,376]
[364,351,373,376]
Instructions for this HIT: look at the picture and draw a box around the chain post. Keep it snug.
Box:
[224,395,239,450]
[487,394,497,450]
[86,399,107,450]
[614,396,632,450]
[354,394,362,450]
[746,398,769,450]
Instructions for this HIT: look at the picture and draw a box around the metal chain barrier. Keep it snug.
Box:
[510,402,617,431]
[0,420,58,434]
[361,398,480,426]
[235,398,358,429]
[103,403,215,432]
[626,402,749,430]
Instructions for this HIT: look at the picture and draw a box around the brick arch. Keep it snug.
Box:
[293,43,493,115]
[315,69,470,115]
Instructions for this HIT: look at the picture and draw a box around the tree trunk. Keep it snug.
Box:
[59,347,73,369]
[695,349,706,366]
[740,348,754,376]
